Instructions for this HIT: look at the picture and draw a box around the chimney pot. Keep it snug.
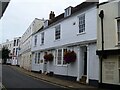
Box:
[49,11,55,20]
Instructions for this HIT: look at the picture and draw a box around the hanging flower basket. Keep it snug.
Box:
[44,53,54,62]
[64,50,77,63]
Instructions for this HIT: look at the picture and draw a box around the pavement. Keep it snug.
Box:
[9,65,106,89]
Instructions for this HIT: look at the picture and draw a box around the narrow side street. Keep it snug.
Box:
[2,65,64,89]
[2,65,109,90]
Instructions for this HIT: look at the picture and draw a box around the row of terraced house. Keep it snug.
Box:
[1,0,120,89]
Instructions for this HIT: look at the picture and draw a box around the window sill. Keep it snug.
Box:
[115,44,120,47]
[62,64,68,66]
[56,64,68,67]
[54,39,61,42]
[40,44,44,46]
[77,32,86,36]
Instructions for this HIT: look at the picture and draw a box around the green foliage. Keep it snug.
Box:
[1,46,10,64]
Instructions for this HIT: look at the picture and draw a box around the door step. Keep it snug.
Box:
[79,75,87,84]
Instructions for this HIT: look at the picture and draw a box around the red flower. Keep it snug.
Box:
[44,53,54,62]
[64,50,76,63]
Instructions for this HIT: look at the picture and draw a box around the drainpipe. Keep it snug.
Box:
[99,10,104,85]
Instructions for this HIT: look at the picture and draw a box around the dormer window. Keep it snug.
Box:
[64,6,72,17]
[44,20,48,28]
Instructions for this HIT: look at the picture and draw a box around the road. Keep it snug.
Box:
[2,65,67,89]
[0,64,2,89]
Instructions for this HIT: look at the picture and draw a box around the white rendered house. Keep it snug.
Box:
[31,1,99,86]
[19,18,44,71]
[11,37,21,65]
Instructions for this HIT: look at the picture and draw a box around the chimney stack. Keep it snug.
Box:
[49,11,55,20]
[85,0,99,2]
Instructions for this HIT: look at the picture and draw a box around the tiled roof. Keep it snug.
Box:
[48,2,98,26]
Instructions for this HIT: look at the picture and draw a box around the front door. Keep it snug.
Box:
[84,51,87,75]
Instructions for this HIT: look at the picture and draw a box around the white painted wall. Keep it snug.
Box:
[31,7,97,52]
[31,5,99,81]
[19,18,44,70]
[88,43,99,81]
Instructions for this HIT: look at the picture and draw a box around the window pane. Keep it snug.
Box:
[57,49,62,65]
[38,52,40,64]
[119,69,120,83]
[118,56,120,68]
[63,49,67,65]
[55,25,61,40]
[35,53,37,64]
[79,14,85,33]
[41,32,44,44]
[118,20,120,42]
[34,35,37,46]
[55,50,57,65]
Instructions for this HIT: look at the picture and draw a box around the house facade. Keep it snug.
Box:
[96,0,120,88]
[31,1,100,86]
[11,37,21,65]
[19,18,44,71]
[0,37,21,65]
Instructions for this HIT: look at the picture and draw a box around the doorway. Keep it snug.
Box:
[83,47,87,75]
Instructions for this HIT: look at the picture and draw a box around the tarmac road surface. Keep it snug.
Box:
[2,65,67,89]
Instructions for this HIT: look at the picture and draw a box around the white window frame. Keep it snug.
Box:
[56,48,67,66]
[64,7,71,17]
[56,49,62,66]
[117,20,120,44]
[54,50,57,65]
[118,56,120,83]
[55,25,61,40]
[34,35,37,46]
[78,14,85,34]
[41,32,44,45]
[35,52,37,64]
[38,52,40,64]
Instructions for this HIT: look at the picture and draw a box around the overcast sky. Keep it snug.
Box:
[0,0,107,43]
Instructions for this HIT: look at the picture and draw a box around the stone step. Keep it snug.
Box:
[79,75,87,84]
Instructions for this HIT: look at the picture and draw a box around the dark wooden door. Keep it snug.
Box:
[84,51,87,75]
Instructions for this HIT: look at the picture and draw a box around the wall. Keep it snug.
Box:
[88,43,99,81]
[21,51,31,70]
[31,6,97,52]
[31,5,99,82]
[97,1,119,50]
[19,18,44,69]
[102,55,120,85]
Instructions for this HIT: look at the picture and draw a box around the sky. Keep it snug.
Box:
[0,0,107,43]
